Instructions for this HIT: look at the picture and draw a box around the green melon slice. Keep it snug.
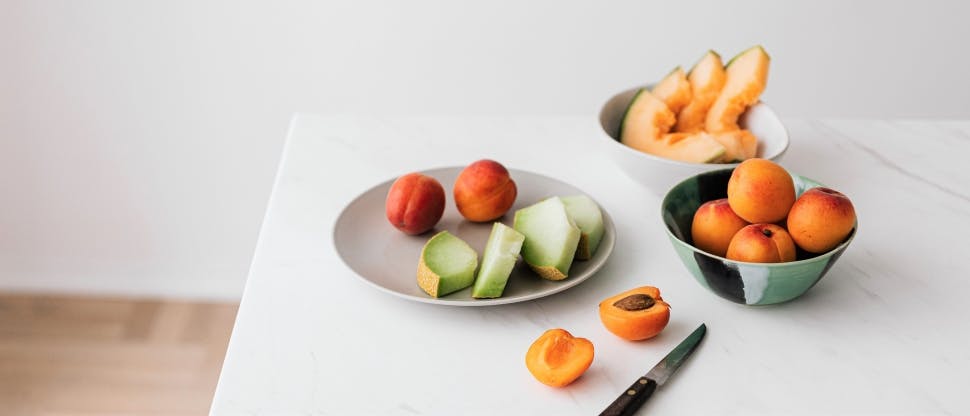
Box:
[417,231,478,297]
[706,46,770,133]
[471,223,525,299]
[619,88,677,154]
[674,51,726,133]
[513,197,581,281]
[651,67,692,115]
[561,195,605,261]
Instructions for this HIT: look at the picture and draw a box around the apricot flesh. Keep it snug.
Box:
[525,329,594,387]
[598,286,671,341]
[726,223,796,263]
[691,198,749,258]
[787,187,856,253]
[385,173,446,235]
[727,158,795,223]
[453,159,517,222]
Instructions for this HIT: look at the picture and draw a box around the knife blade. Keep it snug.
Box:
[599,323,707,416]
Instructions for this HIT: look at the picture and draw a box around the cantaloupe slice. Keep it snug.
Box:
[471,223,525,299]
[619,87,725,163]
[513,197,581,281]
[655,132,726,163]
[651,67,692,115]
[561,195,604,261]
[706,46,770,133]
[417,231,478,298]
[674,51,726,133]
[709,129,758,162]
[619,88,677,154]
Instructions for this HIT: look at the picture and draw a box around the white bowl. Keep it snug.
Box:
[598,86,790,193]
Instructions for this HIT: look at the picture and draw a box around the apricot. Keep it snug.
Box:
[453,160,517,222]
[727,158,795,223]
[385,173,446,235]
[525,329,594,387]
[787,187,856,253]
[726,223,796,263]
[598,286,670,341]
[691,198,749,257]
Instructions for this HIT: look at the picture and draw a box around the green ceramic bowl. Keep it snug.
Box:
[661,168,856,305]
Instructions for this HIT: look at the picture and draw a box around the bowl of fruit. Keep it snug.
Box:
[660,159,857,305]
[598,46,789,193]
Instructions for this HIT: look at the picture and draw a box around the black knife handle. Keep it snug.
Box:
[599,377,658,416]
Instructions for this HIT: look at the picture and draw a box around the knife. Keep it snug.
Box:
[599,323,707,416]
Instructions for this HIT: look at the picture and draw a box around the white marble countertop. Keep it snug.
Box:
[211,114,970,415]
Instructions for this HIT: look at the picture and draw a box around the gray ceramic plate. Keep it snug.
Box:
[333,167,615,306]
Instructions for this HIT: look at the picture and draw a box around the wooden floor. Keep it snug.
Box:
[0,293,238,416]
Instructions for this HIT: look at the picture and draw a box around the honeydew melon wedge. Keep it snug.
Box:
[706,46,770,133]
[513,197,581,281]
[651,67,692,115]
[561,195,605,261]
[417,231,478,298]
[471,223,525,299]
[674,51,726,133]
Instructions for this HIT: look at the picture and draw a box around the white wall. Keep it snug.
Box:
[2,0,967,300]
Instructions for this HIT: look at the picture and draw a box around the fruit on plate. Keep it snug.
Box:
[710,129,758,163]
[561,195,605,261]
[727,158,795,223]
[787,187,857,253]
[620,89,726,163]
[598,286,671,341]
[726,223,796,263]
[416,231,479,297]
[385,173,446,235]
[471,223,526,299]
[651,67,692,115]
[706,45,771,133]
[513,197,581,281]
[674,51,726,133]
[691,198,749,258]
[453,159,518,222]
[525,328,594,387]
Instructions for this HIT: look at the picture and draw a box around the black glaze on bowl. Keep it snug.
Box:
[692,252,746,303]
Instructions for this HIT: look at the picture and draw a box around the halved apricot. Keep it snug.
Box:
[525,329,594,387]
[599,286,671,341]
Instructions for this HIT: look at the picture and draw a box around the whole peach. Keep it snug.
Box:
[691,198,749,257]
[727,158,796,224]
[385,173,446,235]
[787,187,856,253]
[453,160,517,222]
[726,223,797,263]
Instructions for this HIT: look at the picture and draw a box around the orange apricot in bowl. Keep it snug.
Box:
[726,223,797,263]
[787,187,857,253]
[691,198,749,257]
[726,158,795,223]
[598,286,671,341]
[525,329,594,387]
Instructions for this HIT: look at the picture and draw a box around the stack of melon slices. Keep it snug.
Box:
[416,195,605,299]
[620,46,771,164]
